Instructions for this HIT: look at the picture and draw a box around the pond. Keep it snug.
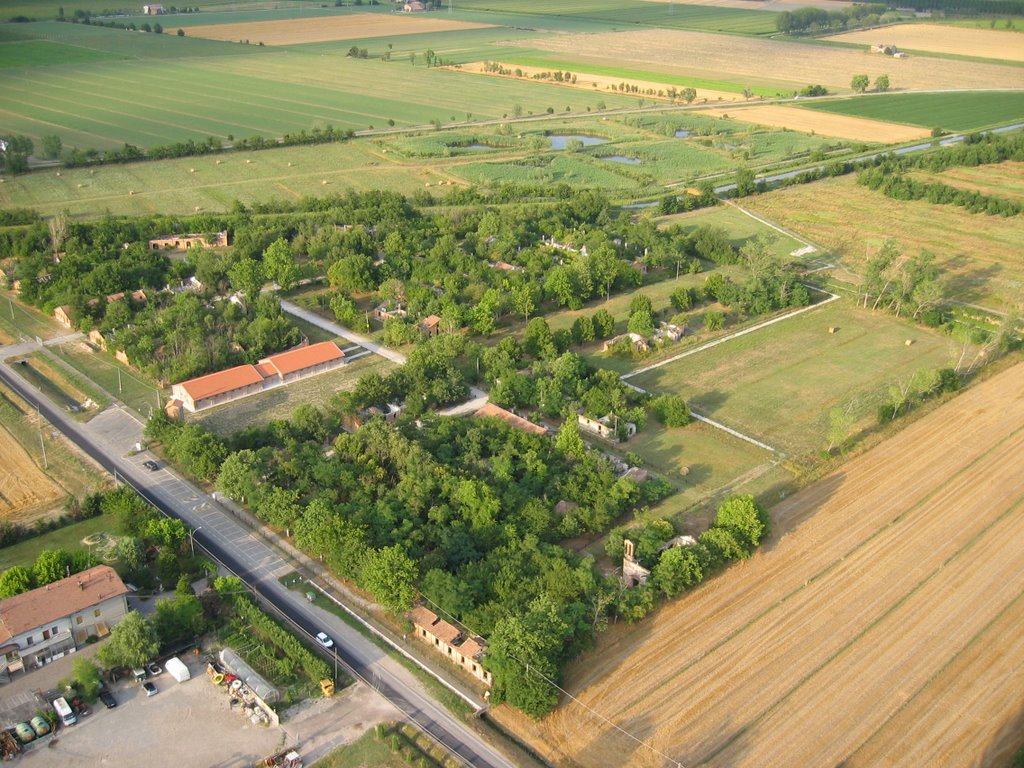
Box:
[603,155,641,164]
[549,134,609,149]
[674,130,691,138]
[464,144,495,150]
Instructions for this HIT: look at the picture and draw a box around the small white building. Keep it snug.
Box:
[578,413,637,442]
[142,4,164,14]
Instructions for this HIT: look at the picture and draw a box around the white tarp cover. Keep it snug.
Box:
[165,656,191,682]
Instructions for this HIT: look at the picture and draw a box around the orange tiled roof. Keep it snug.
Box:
[457,636,486,659]
[476,403,546,435]
[260,342,343,377]
[177,364,265,403]
[420,315,442,328]
[0,565,128,643]
[410,606,439,629]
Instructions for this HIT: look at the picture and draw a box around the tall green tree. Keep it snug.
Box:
[360,545,417,613]
[851,74,870,93]
[0,566,32,598]
[97,611,159,669]
[263,237,298,291]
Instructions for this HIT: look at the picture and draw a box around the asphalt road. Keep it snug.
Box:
[0,360,516,768]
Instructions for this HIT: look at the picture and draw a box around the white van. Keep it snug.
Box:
[53,696,76,726]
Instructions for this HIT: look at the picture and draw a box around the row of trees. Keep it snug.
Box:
[851,74,890,93]
[776,4,896,34]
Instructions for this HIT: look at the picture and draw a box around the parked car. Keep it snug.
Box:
[146,662,162,676]
[98,690,117,709]
[142,460,159,471]
[142,681,157,697]
[315,632,334,649]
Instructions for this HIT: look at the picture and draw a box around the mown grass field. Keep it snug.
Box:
[629,300,957,456]
[744,174,1024,310]
[194,353,393,437]
[0,512,116,571]
[801,91,1024,132]
[0,292,63,340]
[0,38,125,67]
[908,161,1024,204]
[653,205,806,259]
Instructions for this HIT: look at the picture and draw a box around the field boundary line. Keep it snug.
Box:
[690,412,777,453]
[723,198,823,253]
[622,286,840,382]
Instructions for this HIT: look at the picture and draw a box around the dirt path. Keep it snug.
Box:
[497,361,1024,768]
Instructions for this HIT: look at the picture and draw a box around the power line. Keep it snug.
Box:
[418,593,685,768]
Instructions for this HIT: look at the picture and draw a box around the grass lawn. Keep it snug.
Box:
[743,174,1024,311]
[0,39,126,68]
[800,91,1024,132]
[653,205,806,260]
[316,722,453,768]
[0,512,117,572]
[907,160,1024,204]
[629,300,957,456]
[48,341,164,417]
[13,351,111,418]
[194,353,394,437]
[0,292,65,340]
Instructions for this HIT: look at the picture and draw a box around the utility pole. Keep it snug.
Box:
[36,404,47,469]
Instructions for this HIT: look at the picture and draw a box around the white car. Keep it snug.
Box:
[315,632,334,649]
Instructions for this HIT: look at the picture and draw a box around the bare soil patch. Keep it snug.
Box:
[186,13,494,46]
[517,29,1024,92]
[459,60,742,103]
[827,23,1024,62]
[0,422,63,522]
[494,361,1024,768]
[702,103,929,141]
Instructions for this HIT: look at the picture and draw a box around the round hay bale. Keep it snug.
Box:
[322,179,328,185]
[905,339,913,346]
[128,190,135,195]
[287,162,292,167]
[245,159,252,164]
[828,327,837,334]
[77,183,83,188]
[189,168,195,173]
[425,182,431,187]
[56,171,61,176]
[89,169,95,175]
[216,159,222,165]
[194,206,201,212]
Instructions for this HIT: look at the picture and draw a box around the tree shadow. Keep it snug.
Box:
[691,389,728,416]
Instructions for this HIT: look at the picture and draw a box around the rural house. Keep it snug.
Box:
[53,305,73,328]
[621,539,651,587]
[602,332,650,354]
[419,314,442,337]
[142,3,163,13]
[403,0,426,11]
[409,606,492,686]
[373,302,407,322]
[148,231,229,251]
[171,341,345,412]
[578,413,637,442]
[0,565,129,679]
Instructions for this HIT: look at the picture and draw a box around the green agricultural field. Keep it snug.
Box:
[0,0,285,20]
[0,38,126,67]
[629,300,959,456]
[194,353,393,437]
[454,0,778,35]
[590,138,736,183]
[0,24,637,152]
[800,91,1024,132]
[654,205,806,259]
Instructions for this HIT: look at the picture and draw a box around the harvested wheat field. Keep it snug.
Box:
[186,14,493,46]
[496,361,1024,768]
[827,24,1024,63]
[702,104,928,141]
[0,423,63,523]
[518,29,1024,92]
[459,61,741,103]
